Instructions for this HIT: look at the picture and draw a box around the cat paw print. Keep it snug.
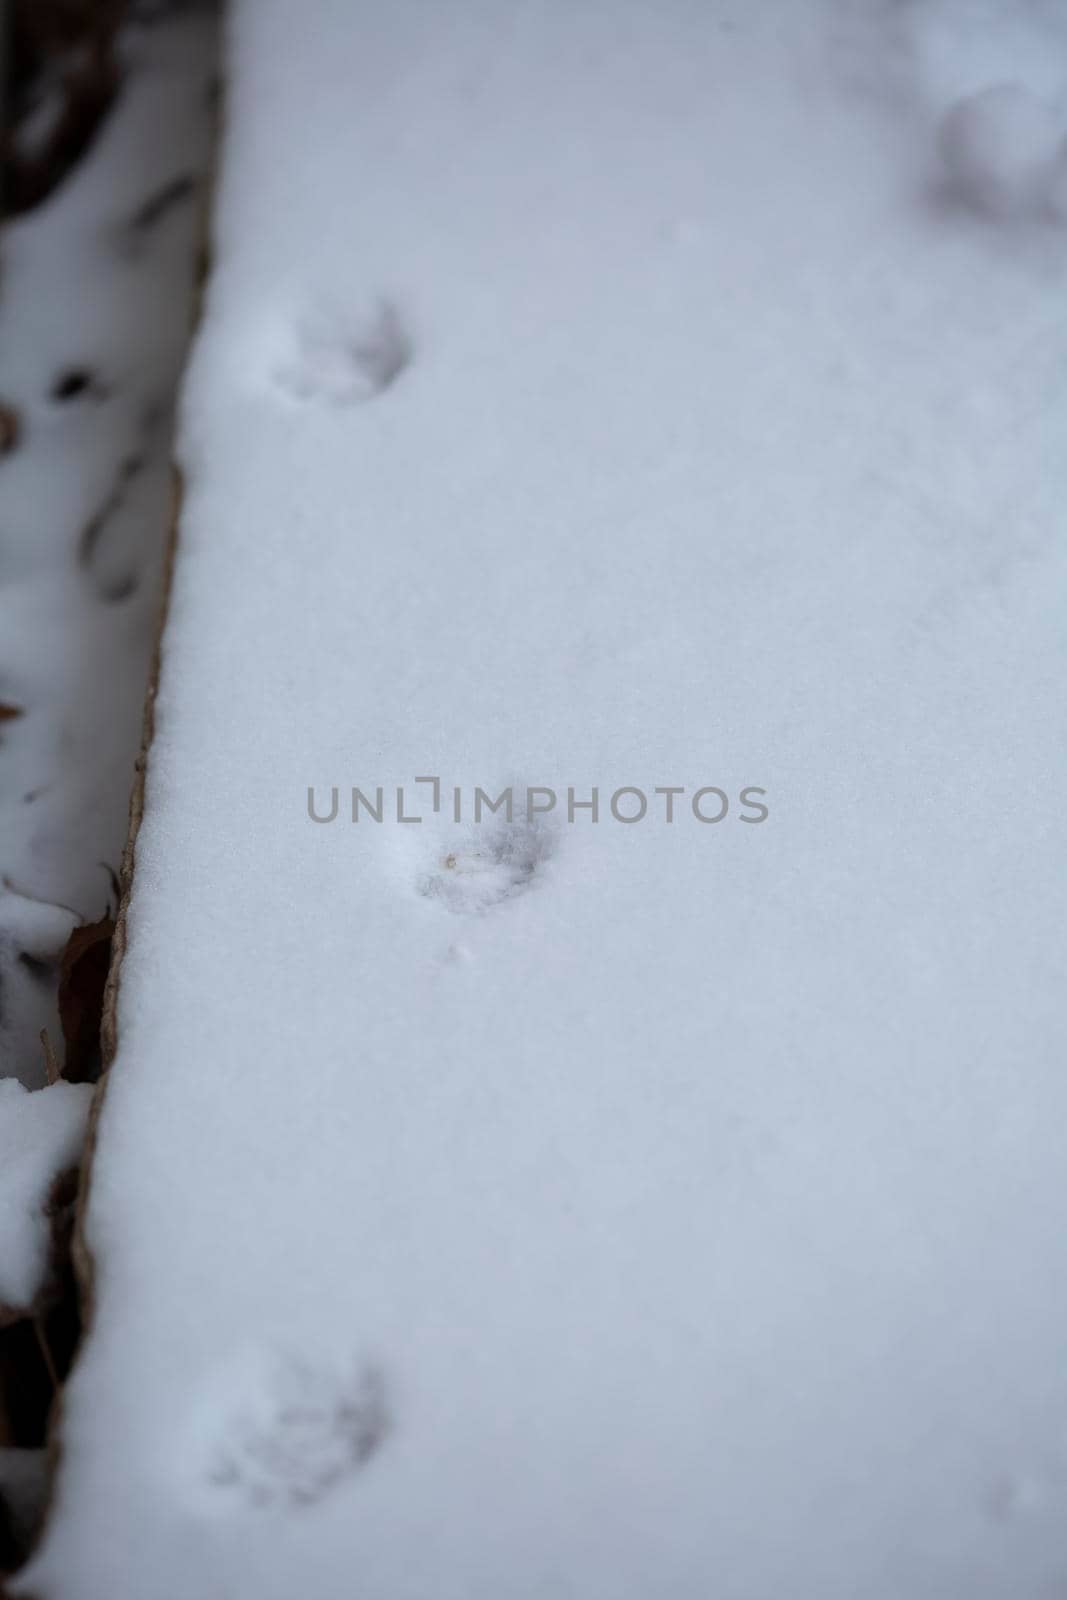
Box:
[938,83,1067,222]
[190,1348,390,1512]
[274,301,411,406]
[417,810,556,915]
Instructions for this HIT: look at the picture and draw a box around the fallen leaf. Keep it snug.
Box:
[0,403,19,455]
[57,916,114,1084]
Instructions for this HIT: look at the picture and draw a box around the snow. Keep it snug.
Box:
[0,1080,92,1314]
[0,5,216,1088]
[19,1,1067,1596]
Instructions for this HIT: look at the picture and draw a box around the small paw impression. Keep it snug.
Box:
[198,1350,389,1511]
[275,300,411,406]
[418,811,555,915]
[938,83,1067,222]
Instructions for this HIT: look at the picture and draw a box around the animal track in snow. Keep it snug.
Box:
[982,1457,1067,1525]
[193,1348,389,1512]
[827,3,1067,227]
[417,810,556,915]
[938,83,1067,221]
[274,300,411,406]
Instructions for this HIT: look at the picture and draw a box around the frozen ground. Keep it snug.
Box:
[0,3,216,1091]
[19,1,1067,1596]
[0,1079,91,1314]
[0,0,216,1564]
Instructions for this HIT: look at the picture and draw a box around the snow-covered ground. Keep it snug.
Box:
[18,1,1067,1596]
[0,0,216,1569]
[0,1079,92,1314]
[0,3,216,1091]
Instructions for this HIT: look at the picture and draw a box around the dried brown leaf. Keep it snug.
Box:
[0,404,19,455]
[57,916,114,1084]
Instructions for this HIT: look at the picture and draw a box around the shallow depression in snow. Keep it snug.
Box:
[415,811,556,915]
[272,300,412,406]
[937,82,1067,221]
[188,1348,390,1513]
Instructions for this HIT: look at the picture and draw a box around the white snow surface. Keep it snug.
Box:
[0,1079,92,1312]
[21,1,1067,1596]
